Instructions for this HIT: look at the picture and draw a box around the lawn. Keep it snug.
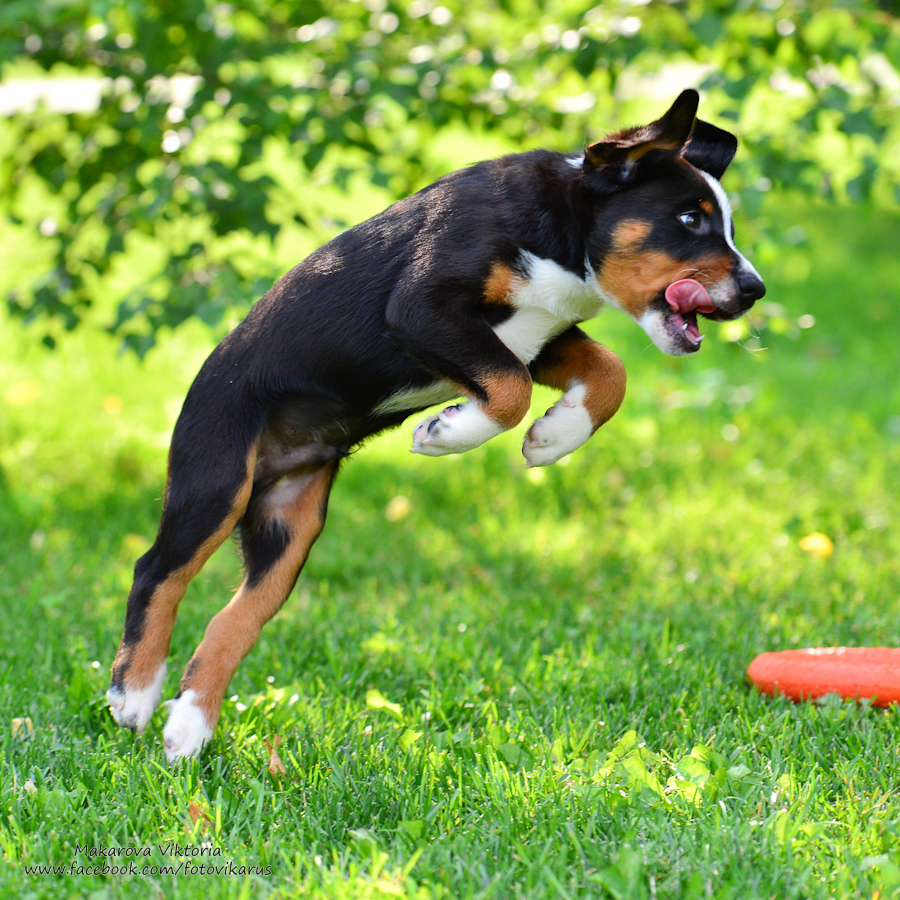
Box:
[1,193,899,899]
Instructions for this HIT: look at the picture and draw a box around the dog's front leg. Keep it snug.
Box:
[525,326,627,467]
[387,291,534,457]
[410,363,533,456]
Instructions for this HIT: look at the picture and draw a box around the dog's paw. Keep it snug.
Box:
[107,662,166,734]
[522,385,594,468]
[162,690,215,763]
[411,403,502,456]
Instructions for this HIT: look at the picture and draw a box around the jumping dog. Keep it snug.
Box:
[108,89,765,760]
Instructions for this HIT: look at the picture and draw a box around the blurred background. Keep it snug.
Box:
[1,0,898,354]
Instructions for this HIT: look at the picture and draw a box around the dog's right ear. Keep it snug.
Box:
[583,89,699,193]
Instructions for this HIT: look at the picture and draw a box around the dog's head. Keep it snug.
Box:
[584,89,765,355]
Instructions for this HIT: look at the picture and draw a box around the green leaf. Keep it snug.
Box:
[497,742,534,769]
[365,688,403,720]
[399,729,423,751]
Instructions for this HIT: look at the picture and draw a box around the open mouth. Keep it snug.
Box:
[661,279,717,352]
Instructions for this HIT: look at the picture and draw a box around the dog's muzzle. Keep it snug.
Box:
[736,270,766,307]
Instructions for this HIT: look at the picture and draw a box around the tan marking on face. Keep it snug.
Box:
[532,334,626,431]
[600,235,738,319]
[114,445,258,691]
[598,248,687,319]
[178,462,337,728]
[483,261,519,306]
[480,369,533,429]
[692,253,733,283]
[700,199,714,215]
[611,219,652,253]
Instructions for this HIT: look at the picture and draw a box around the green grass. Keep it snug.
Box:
[1,195,899,898]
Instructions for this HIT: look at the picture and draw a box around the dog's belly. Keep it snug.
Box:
[373,380,460,416]
[373,309,571,418]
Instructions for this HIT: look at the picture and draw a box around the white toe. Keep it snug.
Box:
[107,662,166,734]
[522,384,593,467]
[411,402,503,456]
[162,690,215,762]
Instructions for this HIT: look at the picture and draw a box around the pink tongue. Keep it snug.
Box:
[665,279,715,314]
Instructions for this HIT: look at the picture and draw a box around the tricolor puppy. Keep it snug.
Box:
[108,89,764,760]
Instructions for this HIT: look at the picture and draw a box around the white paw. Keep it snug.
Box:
[411,402,503,456]
[107,662,166,734]
[162,690,215,762]
[522,384,593,468]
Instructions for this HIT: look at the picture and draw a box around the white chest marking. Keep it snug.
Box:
[515,252,605,321]
[493,307,570,364]
[493,253,606,364]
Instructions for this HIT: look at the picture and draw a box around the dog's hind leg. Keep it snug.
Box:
[108,388,260,735]
[162,459,338,761]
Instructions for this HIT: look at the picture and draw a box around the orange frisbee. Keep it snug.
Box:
[748,647,900,707]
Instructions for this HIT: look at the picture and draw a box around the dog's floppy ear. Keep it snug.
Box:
[583,89,699,192]
[684,119,738,181]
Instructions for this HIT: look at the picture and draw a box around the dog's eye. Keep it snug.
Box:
[678,210,703,230]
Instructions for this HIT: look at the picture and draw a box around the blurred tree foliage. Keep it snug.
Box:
[1,0,898,351]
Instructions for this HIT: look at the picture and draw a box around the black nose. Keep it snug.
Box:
[737,270,766,302]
